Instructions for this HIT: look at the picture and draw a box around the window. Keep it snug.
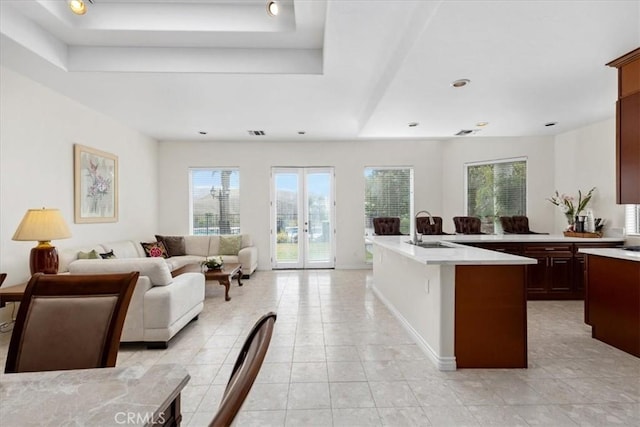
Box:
[465,158,526,234]
[189,168,240,235]
[364,167,414,236]
[625,204,640,235]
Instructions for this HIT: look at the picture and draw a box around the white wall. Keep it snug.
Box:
[554,118,627,236]
[441,136,556,234]
[0,67,159,288]
[158,139,444,269]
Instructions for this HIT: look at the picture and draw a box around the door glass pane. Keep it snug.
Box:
[307,172,331,263]
[275,173,299,263]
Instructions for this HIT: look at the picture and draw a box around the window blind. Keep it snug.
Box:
[625,204,640,235]
[466,159,527,234]
[364,167,413,235]
[190,168,240,235]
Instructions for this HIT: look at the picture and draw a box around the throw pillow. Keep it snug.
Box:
[99,250,117,259]
[141,241,169,258]
[219,235,242,255]
[77,249,99,259]
[155,235,186,257]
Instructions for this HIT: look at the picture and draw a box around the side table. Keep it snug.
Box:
[0,283,27,308]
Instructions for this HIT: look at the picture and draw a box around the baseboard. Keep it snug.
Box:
[372,285,457,371]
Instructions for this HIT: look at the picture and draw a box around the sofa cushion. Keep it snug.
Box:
[155,235,186,257]
[100,240,146,259]
[58,245,105,273]
[219,235,242,255]
[69,258,173,286]
[77,250,99,259]
[141,241,169,258]
[184,236,212,257]
[164,255,205,271]
[99,250,117,259]
[144,273,205,329]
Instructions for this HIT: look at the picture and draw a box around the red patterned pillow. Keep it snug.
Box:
[141,241,168,258]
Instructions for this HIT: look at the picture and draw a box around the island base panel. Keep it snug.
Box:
[586,255,640,357]
[455,265,528,368]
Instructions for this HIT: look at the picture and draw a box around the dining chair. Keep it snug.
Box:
[372,217,402,235]
[501,216,547,234]
[452,216,484,234]
[416,216,450,235]
[0,273,6,286]
[4,272,138,373]
[209,312,277,427]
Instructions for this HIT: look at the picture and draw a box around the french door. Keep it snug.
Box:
[271,167,335,269]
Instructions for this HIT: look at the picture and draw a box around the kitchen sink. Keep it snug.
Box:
[407,241,453,249]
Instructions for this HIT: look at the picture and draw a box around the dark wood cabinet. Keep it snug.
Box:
[607,47,640,204]
[585,254,640,357]
[523,244,574,298]
[463,240,622,300]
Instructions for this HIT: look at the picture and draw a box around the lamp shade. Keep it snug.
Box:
[12,208,72,243]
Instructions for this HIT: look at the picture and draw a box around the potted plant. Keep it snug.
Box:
[202,256,224,271]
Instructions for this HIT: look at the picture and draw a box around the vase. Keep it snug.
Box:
[564,213,575,230]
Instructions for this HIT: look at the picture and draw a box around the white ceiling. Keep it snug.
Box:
[1,0,639,142]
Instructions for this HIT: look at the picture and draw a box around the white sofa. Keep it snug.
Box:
[58,235,258,348]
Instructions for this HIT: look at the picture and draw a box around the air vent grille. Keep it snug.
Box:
[247,130,265,136]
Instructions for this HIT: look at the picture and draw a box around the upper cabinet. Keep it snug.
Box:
[607,48,640,204]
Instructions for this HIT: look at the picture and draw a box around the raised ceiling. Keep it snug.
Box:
[1,0,639,141]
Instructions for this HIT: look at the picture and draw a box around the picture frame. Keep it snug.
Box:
[74,144,118,223]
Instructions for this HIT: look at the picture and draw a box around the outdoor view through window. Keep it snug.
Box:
[466,159,527,234]
[190,168,240,235]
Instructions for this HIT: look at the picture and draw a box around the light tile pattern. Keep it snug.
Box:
[0,269,638,426]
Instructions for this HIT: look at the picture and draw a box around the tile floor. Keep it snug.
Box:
[1,269,638,426]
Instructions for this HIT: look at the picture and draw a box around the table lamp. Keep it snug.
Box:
[12,208,72,275]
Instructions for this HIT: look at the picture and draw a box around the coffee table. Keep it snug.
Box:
[177,263,242,301]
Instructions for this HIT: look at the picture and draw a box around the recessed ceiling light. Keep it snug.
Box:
[69,0,87,15]
[408,122,419,127]
[451,79,471,88]
[198,131,207,135]
[267,1,279,16]
[544,122,557,127]
[476,121,489,127]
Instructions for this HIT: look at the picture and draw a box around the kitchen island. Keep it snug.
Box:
[579,247,640,357]
[370,235,536,371]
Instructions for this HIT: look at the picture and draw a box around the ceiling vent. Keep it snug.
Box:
[454,129,475,136]
[247,130,265,136]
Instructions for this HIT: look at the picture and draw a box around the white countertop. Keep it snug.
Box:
[369,235,537,265]
[579,248,640,262]
[437,234,624,244]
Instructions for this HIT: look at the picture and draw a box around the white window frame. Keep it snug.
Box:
[189,168,241,235]
[625,204,640,235]
[464,157,528,233]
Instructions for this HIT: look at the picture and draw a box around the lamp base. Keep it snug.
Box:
[30,245,59,275]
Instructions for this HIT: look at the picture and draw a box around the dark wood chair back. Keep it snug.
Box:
[500,216,516,233]
[4,272,138,374]
[501,216,546,234]
[0,273,6,286]
[453,216,484,234]
[372,217,402,235]
[210,312,277,427]
[416,216,449,235]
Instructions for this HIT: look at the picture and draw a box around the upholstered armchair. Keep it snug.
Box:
[416,216,449,235]
[452,216,484,234]
[373,217,402,235]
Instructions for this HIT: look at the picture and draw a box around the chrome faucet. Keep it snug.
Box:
[413,210,435,243]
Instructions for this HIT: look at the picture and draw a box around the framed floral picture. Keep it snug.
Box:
[74,144,118,223]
